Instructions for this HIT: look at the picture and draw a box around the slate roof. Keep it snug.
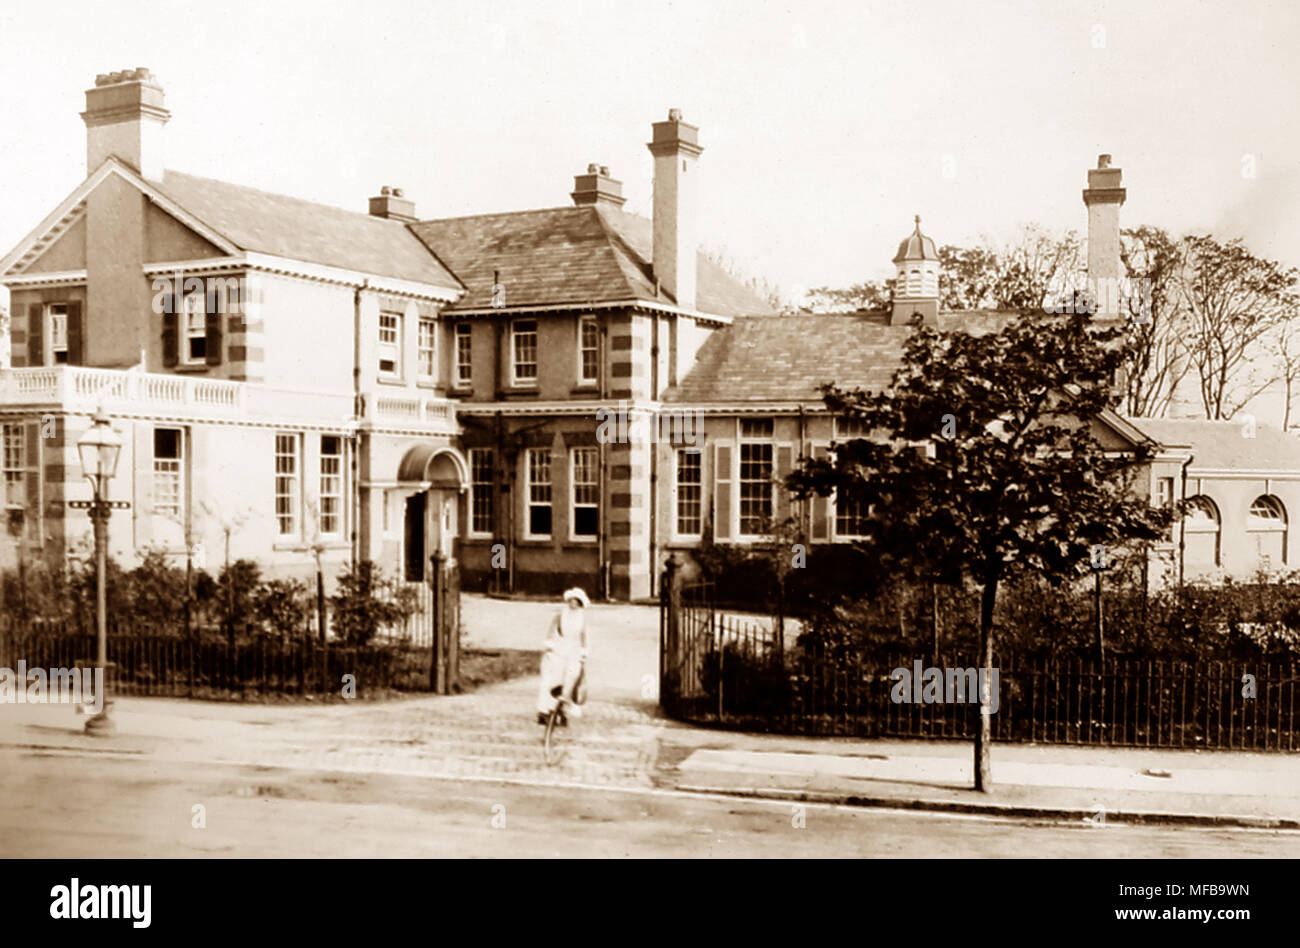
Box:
[1125,418,1300,471]
[409,204,777,318]
[662,310,1019,404]
[155,171,463,289]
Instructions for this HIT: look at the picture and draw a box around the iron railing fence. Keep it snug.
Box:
[660,578,1300,750]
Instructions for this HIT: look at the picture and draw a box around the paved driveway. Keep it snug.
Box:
[461,594,661,708]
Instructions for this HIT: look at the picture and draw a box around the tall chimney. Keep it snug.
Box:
[1083,153,1126,317]
[368,185,417,222]
[81,68,169,180]
[571,163,627,207]
[647,109,703,311]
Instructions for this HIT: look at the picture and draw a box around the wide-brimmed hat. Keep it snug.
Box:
[562,587,591,608]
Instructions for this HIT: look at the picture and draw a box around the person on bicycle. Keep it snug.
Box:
[536,587,590,725]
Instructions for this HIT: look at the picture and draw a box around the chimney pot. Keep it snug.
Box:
[1098,154,1111,168]
[570,164,626,207]
[82,67,169,178]
[668,108,683,121]
[369,186,417,222]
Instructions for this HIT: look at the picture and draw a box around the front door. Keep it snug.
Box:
[404,492,426,582]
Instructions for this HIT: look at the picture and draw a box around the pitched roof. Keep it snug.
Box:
[1125,418,1300,471]
[155,171,462,289]
[663,313,908,403]
[661,310,1021,404]
[409,204,777,318]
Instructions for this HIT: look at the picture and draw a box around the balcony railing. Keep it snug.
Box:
[0,366,457,433]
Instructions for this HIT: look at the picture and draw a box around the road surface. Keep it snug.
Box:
[2,750,1296,858]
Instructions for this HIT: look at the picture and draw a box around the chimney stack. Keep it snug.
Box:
[82,68,169,180]
[1083,153,1126,317]
[571,163,627,207]
[647,109,703,311]
[369,185,418,222]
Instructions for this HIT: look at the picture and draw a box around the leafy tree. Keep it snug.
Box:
[789,310,1171,790]
[1178,235,1299,420]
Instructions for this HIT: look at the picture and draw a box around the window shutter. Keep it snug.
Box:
[775,443,794,522]
[161,284,178,368]
[205,282,223,366]
[27,304,43,366]
[24,422,41,543]
[713,441,733,541]
[133,422,153,548]
[810,444,829,541]
[66,301,83,365]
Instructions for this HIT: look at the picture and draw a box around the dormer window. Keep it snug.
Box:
[182,293,206,364]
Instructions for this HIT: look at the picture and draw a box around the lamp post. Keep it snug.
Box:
[76,408,122,737]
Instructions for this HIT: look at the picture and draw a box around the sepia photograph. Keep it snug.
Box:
[0,0,1295,927]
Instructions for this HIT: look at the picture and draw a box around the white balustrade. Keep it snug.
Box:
[1,366,455,431]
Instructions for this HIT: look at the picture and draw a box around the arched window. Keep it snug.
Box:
[1183,495,1221,567]
[908,268,922,296]
[1247,495,1287,565]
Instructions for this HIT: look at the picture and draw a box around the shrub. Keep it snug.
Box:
[254,578,313,640]
[699,643,792,716]
[330,561,407,646]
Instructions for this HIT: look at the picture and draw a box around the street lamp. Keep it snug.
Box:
[76,408,122,737]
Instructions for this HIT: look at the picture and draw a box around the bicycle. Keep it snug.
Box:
[541,662,586,766]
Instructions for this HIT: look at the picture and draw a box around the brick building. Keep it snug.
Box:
[2,69,1298,608]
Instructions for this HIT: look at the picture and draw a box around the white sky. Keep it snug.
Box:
[1,0,1298,301]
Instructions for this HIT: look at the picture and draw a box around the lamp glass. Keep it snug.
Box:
[76,416,123,488]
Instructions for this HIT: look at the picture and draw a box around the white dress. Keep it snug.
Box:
[537,607,586,716]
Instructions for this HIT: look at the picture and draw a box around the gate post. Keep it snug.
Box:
[430,551,461,694]
[660,558,680,710]
[430,551,444,693]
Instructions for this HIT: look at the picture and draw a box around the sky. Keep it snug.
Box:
[1,0,1298,303]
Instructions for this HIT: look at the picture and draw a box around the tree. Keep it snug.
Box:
[938,245,999,311]
[1116,226,1191,418]
[1178,235,1299,420]
[989,224,1082,312]
[1270,315,1300,430]
[804,280,893,313]
[788,311,1171,791]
